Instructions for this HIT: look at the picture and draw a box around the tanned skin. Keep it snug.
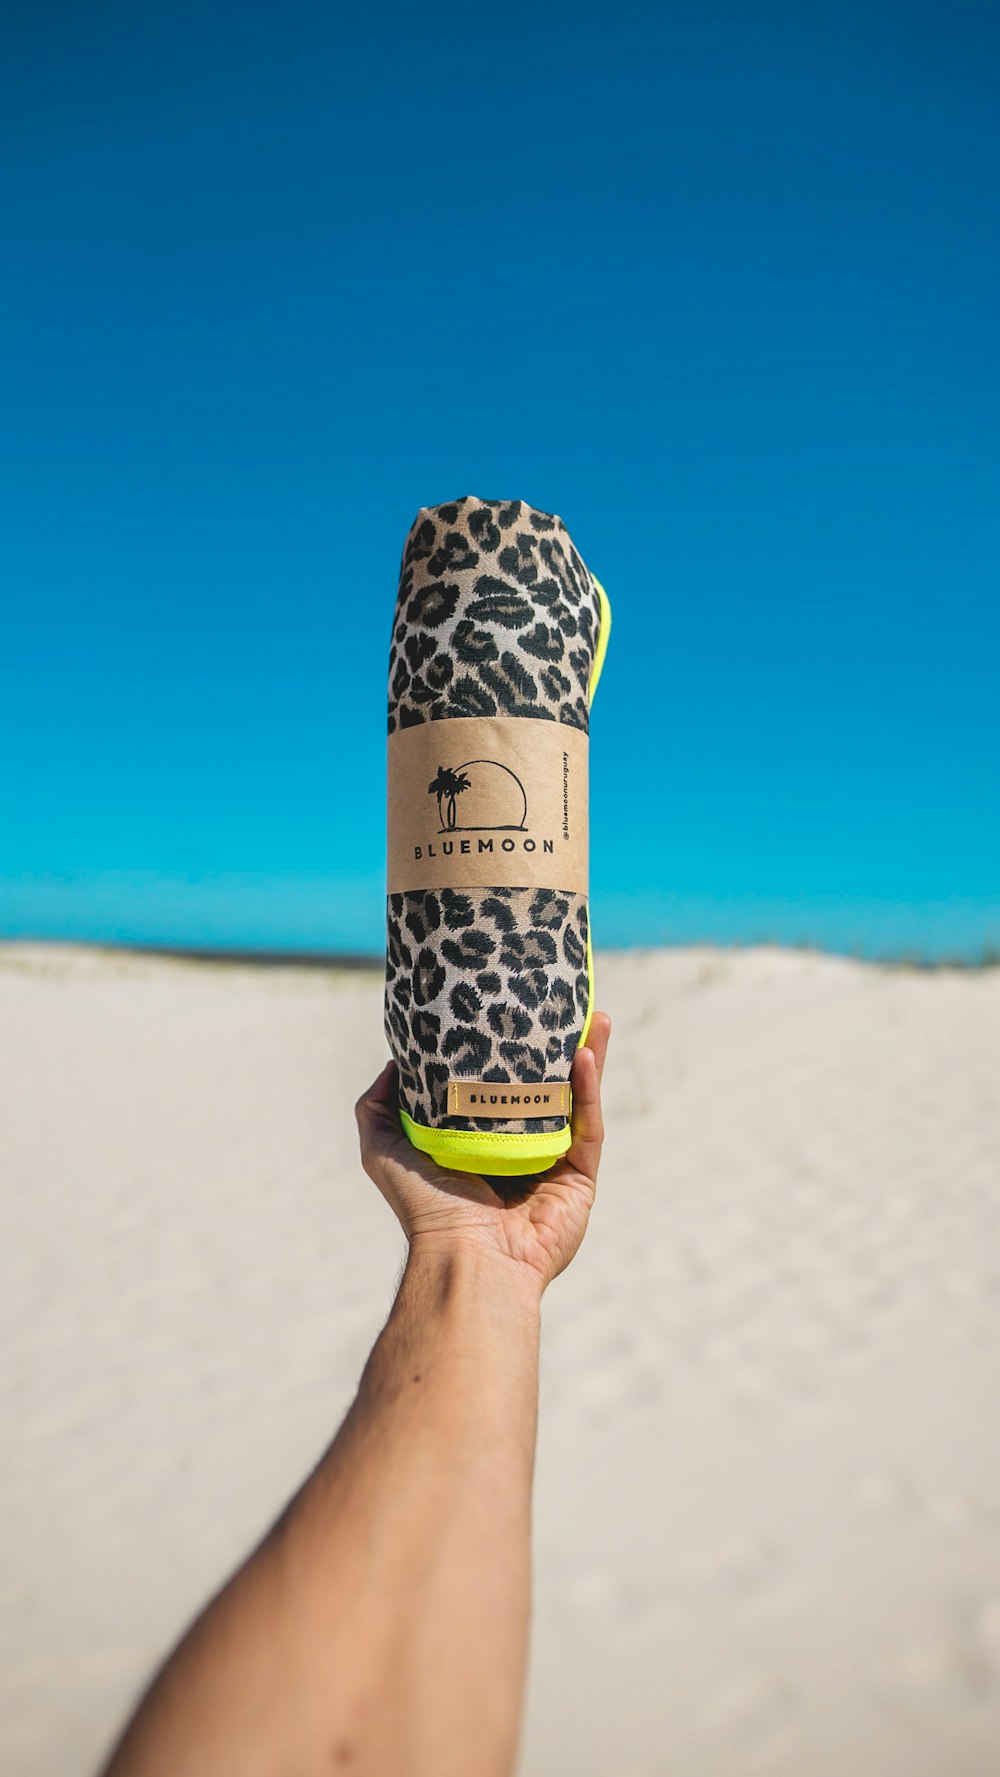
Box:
[102,1012,611,1777]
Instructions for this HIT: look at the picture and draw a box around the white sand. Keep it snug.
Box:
[2,942,999,1777]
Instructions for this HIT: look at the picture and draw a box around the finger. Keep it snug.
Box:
[583,1010,611,1084]
[566,1040,605,1185]
[355,1059,396,1131]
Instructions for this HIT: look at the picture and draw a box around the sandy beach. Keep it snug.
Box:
[2,940,999,1777]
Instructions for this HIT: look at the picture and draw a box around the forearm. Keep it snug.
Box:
[326,1238,542,1772]
[105,1240,543,1777]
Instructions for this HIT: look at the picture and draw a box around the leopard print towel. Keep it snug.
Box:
[384,495,608,1173]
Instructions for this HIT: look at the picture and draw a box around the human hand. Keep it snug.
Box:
[355,1013,611,1295]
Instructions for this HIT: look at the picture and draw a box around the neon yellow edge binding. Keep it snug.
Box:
[400,575,611,1177]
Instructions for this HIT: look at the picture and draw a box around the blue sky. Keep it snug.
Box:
[2,0,998,958]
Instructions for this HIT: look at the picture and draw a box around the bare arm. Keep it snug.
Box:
[103,1014,611,1777]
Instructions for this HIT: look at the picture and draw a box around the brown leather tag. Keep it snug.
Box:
[387,715,588,895]
[447,1079,571,1119]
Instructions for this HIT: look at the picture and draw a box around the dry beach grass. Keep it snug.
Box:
[1,942,999,1776]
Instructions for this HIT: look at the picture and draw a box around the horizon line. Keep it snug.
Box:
[2,936,998,973]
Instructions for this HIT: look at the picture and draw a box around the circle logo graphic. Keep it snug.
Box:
[427,760,528,833]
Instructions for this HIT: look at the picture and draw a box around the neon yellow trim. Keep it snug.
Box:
[580,572,608,1048]
[401,1110,572,1176]
[589,576,612,699]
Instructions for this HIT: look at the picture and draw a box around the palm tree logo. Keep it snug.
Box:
[428,766,472,832]
[427,760,528,833]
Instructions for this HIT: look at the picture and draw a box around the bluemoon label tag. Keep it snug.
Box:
[387,714,588,895]
[447,1078,571,1118]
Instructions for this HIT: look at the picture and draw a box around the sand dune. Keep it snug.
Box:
[2,942,999,1776]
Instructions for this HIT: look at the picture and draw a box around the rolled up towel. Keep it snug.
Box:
[385,495,610,1176]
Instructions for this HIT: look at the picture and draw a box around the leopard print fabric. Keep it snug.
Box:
[385,496,602,1136]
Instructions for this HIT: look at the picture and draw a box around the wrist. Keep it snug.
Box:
[405,1231,546,1314]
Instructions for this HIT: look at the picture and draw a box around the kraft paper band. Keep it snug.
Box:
[448,1078,571,1119]
[387,715,588,895]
